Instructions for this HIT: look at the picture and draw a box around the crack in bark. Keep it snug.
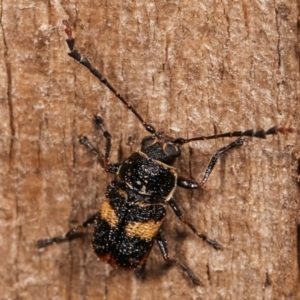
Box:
[0,2,21,297]
[297,223,300,282]
[220,0,230,42]
[275,7,282,69]
[297,0,300,79]
[274,7,282,115]
[0,0,14,164]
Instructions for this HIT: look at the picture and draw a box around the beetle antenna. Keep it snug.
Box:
[173,126,294,145]
[62,20,156,136]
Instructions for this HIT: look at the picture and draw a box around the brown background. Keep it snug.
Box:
[1,1,300,299]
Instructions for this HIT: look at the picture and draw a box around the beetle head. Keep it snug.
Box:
[141,132,182,165]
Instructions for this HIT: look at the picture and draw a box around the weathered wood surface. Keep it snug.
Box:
[1,1,300,299]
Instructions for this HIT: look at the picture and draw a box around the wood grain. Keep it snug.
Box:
[0,1,299,299]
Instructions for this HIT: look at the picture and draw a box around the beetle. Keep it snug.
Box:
[37,20,293,285]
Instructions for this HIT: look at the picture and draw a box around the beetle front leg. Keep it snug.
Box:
[177,138,243,189]
[168,198,222,250]
[199,137,244,187]
[177,176,199,189]
[79,115,120,174]
[156,229,201,285]
[37,213,99,248]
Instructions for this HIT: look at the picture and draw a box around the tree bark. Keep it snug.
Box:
[1,1,300,299]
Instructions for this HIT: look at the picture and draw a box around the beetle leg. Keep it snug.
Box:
[79,115,121,174]
[177,138,243,189]
[37,213,99,248]
[156,229,201,285]
[177,176,199,189]
[134,261,147,281]
[199,137,244,187]
[93,115,112,165]
[168,198,222,250]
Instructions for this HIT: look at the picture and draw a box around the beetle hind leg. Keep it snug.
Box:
[156,229,201,285]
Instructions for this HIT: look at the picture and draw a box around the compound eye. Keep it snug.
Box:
[164,143,181,157]
[142,136,155,147]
